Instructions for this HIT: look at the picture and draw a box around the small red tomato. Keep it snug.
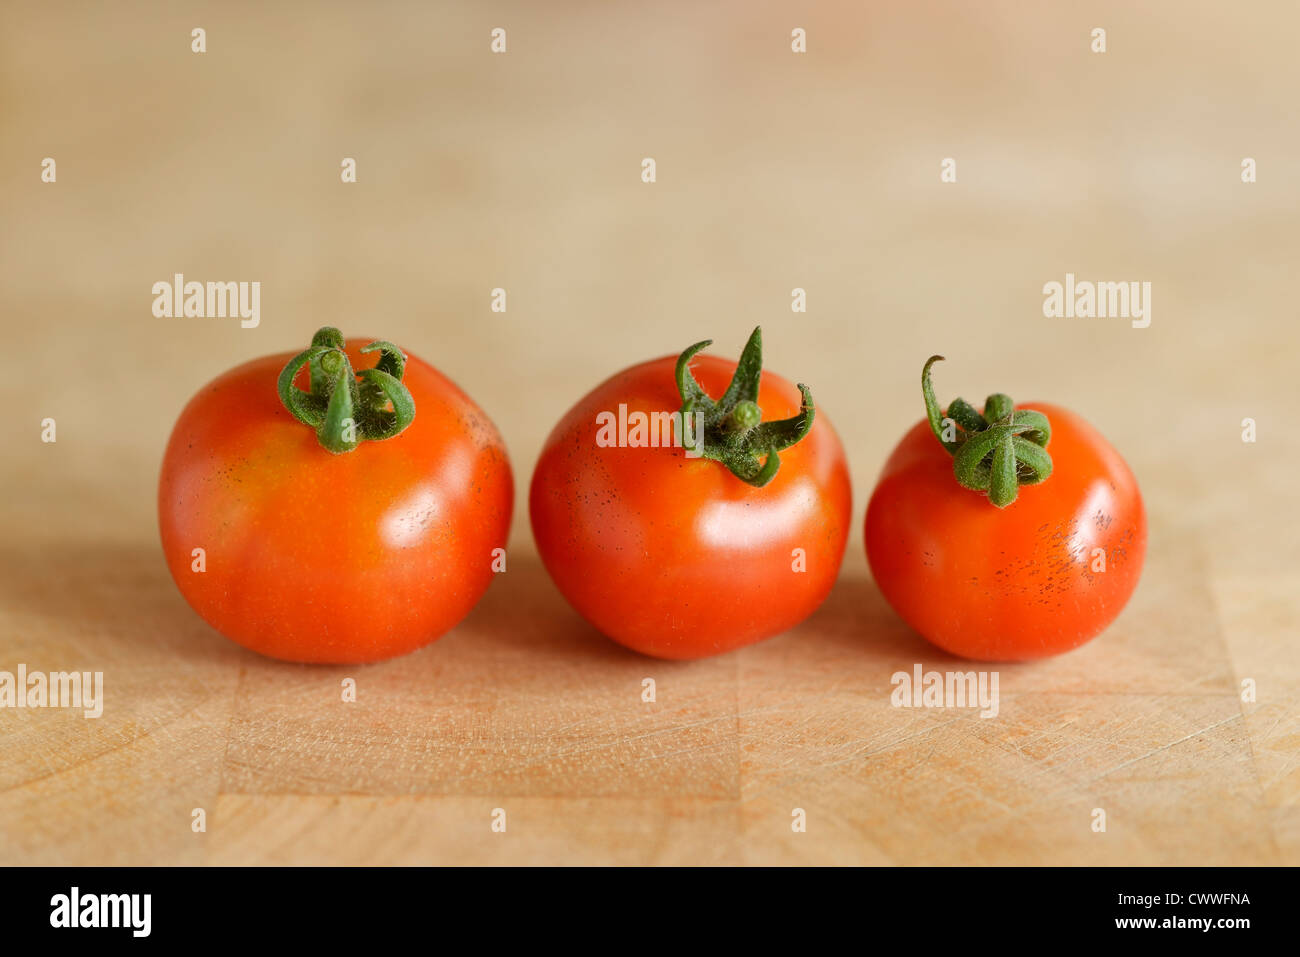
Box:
[865,356,1146,661]
[159,327,513,663]
[530,328,852,660]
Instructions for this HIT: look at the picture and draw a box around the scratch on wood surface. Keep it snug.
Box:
[1,698,214,797]
[738,716,967,802]
[215,665,246,794]
[1082,712,1243,785]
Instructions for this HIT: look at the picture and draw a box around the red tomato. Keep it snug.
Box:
[865,360,1145,661]
[159,330,512,663]
[530,330,852,660]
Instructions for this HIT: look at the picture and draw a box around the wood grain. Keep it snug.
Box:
[1,0,1297,865]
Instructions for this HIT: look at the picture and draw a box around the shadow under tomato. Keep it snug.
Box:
[774,561,983,671]
[457,549,969,670]
[444,551,647,665]
[0,541,970,672]
[0,542,245,667]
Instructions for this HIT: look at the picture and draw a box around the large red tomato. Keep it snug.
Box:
[865,356,1146,661]
[530,328,852,659]
[159,328,513,663]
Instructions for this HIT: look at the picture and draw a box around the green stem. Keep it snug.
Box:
[723,400,762,432]
[920,355,1052,508]
[674,327,814,487]
[277,327,417,453]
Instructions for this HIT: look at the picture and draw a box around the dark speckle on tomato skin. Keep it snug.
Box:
[865,403,1146,661]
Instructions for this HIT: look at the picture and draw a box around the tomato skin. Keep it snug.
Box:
[865,403,1145,661]
[529,354,852,660]
[158,340,513,664]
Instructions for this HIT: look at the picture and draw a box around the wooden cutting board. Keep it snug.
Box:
[1,529,1294,866]
[1,1,1297,866]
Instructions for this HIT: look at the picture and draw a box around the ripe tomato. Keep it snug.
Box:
[530,328,852,660]
[865,357,1146,661]
[159,328,513,663]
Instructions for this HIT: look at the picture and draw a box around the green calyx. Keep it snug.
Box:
[675,327,814,488]
[921,355,1052,508]
[277,327,416,454]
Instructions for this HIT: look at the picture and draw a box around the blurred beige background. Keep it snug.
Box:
[1,1,1297,865]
